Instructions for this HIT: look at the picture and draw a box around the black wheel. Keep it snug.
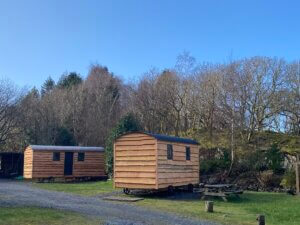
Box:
[167,186,174,194]
[187,184,194,192]
[123,188,130,195]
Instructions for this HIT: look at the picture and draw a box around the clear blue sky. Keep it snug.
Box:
[0,0,299,88]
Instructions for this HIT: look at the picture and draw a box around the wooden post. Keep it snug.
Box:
[205,201,213,213]
[256,214,265,225]
[296,154,300,195]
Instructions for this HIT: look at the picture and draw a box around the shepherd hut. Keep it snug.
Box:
[114,132,199,192]
[24,145,106,181]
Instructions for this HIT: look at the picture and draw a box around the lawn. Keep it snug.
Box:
[135,191,300,225]
[0,207,101,225]
[33,180,114,196]
[32,180,300,225]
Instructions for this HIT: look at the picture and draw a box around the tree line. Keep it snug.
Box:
[0,53,299,177]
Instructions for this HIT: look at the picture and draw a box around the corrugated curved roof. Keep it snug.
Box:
[29,145,104,152]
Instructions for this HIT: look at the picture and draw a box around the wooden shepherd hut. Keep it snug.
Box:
[24,145,106,181]
[114,132,199,192]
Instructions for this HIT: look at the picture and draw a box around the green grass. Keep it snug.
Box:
[33,180,114,196]
[32,181,300,225]
[135,192,300,225]
[0,207,101,225]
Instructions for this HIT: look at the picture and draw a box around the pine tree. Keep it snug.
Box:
[41,76,55,96]
[57,72,82,89]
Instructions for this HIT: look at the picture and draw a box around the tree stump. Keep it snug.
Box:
[205,201,213,213]
[256,214,265,225]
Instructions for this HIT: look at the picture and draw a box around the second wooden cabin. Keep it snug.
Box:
[24,145,106,181]
[114,132,199,192]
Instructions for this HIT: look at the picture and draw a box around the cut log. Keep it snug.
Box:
[205,201,213,213]
[256,214,265,225]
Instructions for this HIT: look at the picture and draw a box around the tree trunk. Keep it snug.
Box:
[296,154,300,195]
[227,105,235,177]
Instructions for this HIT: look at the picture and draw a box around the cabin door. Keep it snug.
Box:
[64,152,73,176]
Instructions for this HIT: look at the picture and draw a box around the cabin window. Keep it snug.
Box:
[186,146,191,160]
[53,152,60,161]
[167,144,173,160]
[78,152,85,161]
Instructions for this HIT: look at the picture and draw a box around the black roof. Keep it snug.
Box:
[127,132,199,145]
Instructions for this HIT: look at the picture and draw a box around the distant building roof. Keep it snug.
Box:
[29,145,104,152]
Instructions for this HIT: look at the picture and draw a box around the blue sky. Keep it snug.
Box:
[0,0,299,88]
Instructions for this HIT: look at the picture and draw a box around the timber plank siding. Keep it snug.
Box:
[114,132,199,190]
[23,145,106,180]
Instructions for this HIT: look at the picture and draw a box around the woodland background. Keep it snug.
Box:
[0,53,299,189]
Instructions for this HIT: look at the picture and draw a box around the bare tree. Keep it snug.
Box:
[283,61,300,135]
[0,79,22,148]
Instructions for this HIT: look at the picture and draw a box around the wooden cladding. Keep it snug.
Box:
[157,141,199,189]
[23,146,105,179]
[24,147,33,179]
[114,133,157,189]
[114,132,200,190]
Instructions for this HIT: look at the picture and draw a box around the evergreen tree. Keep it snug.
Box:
[41,76,55,96]
[57,72,82,89]
[105,113,141,176]
[54,127,76,146]
[265,144,284,173]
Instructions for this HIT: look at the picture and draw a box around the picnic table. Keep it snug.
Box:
[194,184,243,201]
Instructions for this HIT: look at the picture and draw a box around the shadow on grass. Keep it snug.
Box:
[129,189,253,204]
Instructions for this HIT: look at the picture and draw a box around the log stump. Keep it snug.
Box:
[256,214,265,225]
[205,201,213,213]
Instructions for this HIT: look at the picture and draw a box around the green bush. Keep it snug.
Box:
[200,148,231,174]
[258,170,282,188]
[280,169,296,189]
[265,144,284,174]
[240,149,267,172]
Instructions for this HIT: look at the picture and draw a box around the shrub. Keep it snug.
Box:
[240,149,267,172]
[280,169,296,189]
[265,144,284,174]
[200,148,231,174]
[258,170,282,188]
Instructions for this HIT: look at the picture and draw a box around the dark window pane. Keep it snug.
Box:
[78,152,85,161]
[53,152,60,161]
[186,147,190,160]
[167,144,173,160]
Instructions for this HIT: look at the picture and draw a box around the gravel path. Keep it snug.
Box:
[0,180,220,225]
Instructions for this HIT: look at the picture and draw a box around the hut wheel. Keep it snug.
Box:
[187,184,194,192]
[167,185,174,194]
[123,188,130,195]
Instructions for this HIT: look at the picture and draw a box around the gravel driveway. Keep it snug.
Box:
[0,179,219,225]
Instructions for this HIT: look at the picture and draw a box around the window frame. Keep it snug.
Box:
[185,146,191,160]
[53,152,60,161]
[167,144,173,160]
[78,152,85,161]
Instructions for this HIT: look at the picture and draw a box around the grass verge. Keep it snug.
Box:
[135,191,300,225]
[0,207,101,225]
